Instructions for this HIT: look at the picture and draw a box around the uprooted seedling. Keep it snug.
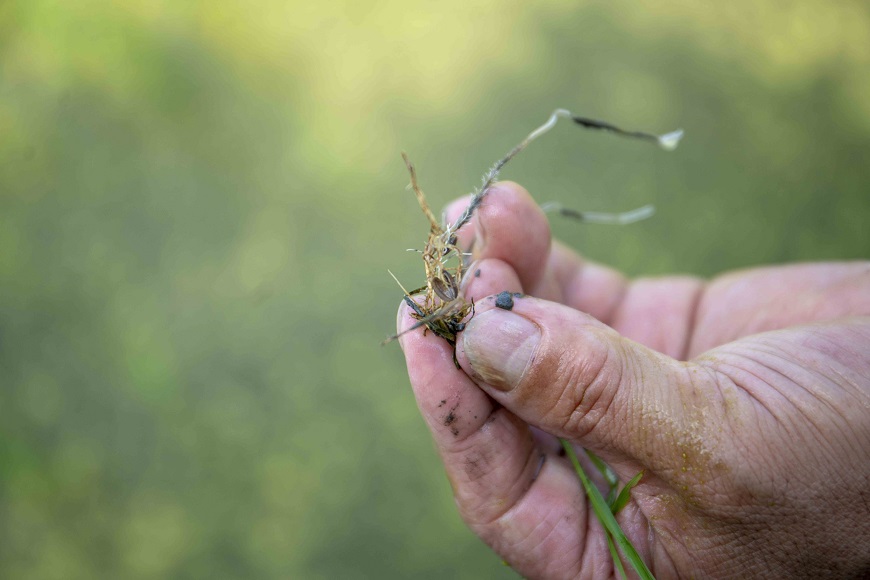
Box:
[383,109,682,360]
[382,152,474,367]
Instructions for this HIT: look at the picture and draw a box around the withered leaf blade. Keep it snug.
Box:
[432,276,456,302]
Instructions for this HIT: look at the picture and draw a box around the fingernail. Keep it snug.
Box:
[462,309,540,391]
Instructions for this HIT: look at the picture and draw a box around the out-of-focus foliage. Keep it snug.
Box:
[0,1,868,577]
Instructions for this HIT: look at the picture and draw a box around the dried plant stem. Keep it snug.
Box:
[447,109,682,237]
[385,110,681,350]
[541,203,656,225]
[402,152,439,231]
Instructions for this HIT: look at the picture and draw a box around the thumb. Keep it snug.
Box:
[456,294,721,473]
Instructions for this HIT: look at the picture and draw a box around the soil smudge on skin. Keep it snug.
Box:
[444,403,461,436]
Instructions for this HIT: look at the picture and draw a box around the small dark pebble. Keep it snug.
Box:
[474,269,481,277]
[495,291,514,310]
[513,292,524,298]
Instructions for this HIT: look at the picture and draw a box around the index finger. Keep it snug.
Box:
[396,260,606,578]
[443,182,629,325]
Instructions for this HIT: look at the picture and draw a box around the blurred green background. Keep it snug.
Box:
[1,1,868,578]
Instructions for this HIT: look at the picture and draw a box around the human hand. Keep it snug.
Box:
[396,182,870,578]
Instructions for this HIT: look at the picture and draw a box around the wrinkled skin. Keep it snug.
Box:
[396,182,870,579]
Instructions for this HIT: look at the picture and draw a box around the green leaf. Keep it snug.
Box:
[585,448,620,505]
[560,439,656,580]
[607,534,628,580]
[611,471,644,515]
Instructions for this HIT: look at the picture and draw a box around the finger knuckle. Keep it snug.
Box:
[535,340,620,437]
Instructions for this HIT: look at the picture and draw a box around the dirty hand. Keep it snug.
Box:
[396,182,870,579]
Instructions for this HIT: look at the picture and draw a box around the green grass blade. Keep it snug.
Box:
[607,534,628,580]
[586,449,619,488]
[611,471,644,515]
[559,439,655,580]
[585,448,620,504]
